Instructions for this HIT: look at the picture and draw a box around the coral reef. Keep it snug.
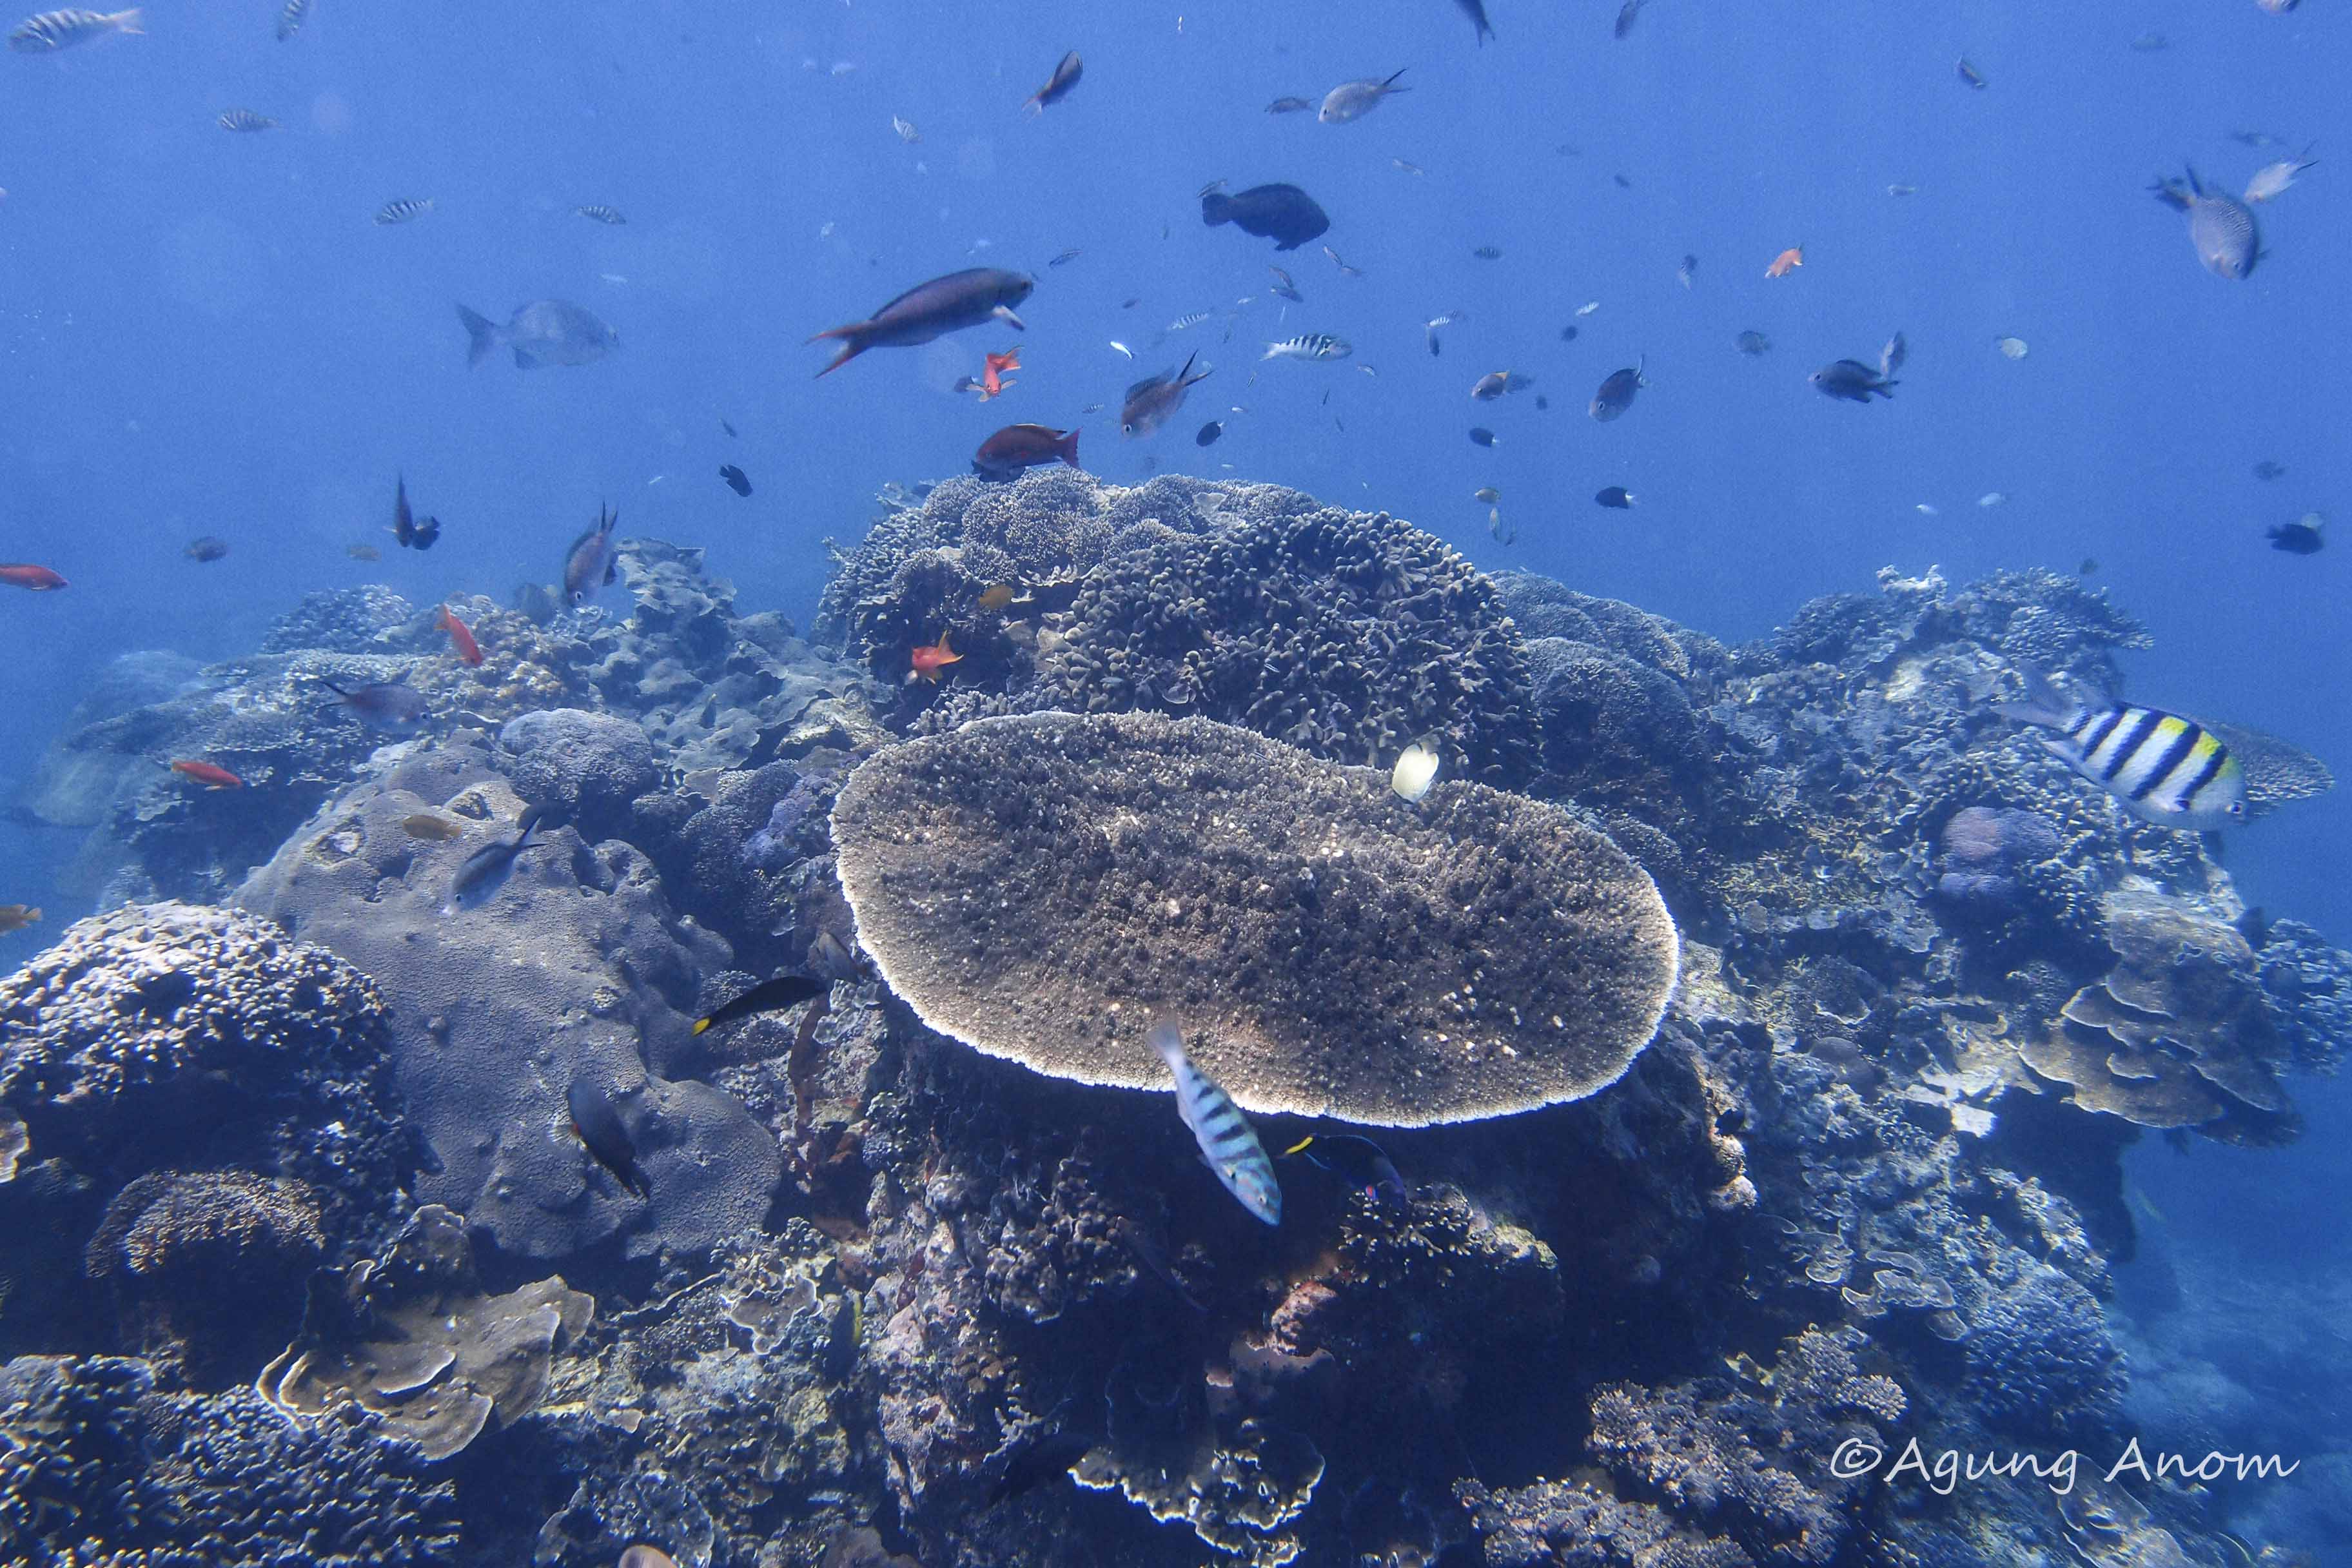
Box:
[832,709,1678,1123]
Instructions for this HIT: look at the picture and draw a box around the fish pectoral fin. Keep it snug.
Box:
[993,304,1028,330]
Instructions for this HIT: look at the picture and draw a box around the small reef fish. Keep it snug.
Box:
[2244,148,2318,204]
[1472,486,1500,504]
[1282,1133,1406,1204]
[977,583,1018,611]
[373,197,434,226]
[1262,333,1351,362]
[1977,492,2006,508]
[1318,68,1409,125]
[1266,95,1315,114]
[445,805,542,914]
[1614,0,1647,37]
[974,423,1080,480]
[1576,300,1602,317]
[574,204,627,224]
[1736,329,1771,356]
[1391,734,1442,801]
[719,464,752,496]
[1470,371,1533,400]
[456,299,620,369]
[1048,248,1081,268]
[1195,420,1223,447]
[217,109,278,132]
[910,631,961,683]
[1677,253,1698,288]
[1148,1020,1280,1226]
[1765,246,1803,278]
[436,605,482,666]
[890,114,919,144]
[1471,245,1502,260]
[1424,310,1465,357]
[1166,311,1212,333]
[2254,460,2286,481]
[564,504,621,607]
[8,6,139,51]
[692,974,827,1035]
[322,678,428,733]
[2150,167,2257,280]
[978,346,1021,399]
[0,905,41,936]
[1266,266,1303,303]
[1200,183,1330,251]
[170,760,243,789]
[810,268,1031,377]
[1810,358,1897,402]
[1453,0,1495,44]
[273,0,307,40]
[1023,49,1083,113]
[566,1073,650,1200]
[1997,670,2248,830]
[1595,486,1636,509]
[184,536,230,563]
[347,544,382,561]
[2269,513,2326,555]
[1121,351,1211,437]
[1955,57,1988,90]
[1488,509,1513,545]
[1997,336,2029,360]
[1468,427,1498,447]
[1886,182,1919,197]
[1589,362,1647,421]
[1393,158,1425,176]
[0,564,68,591]
[391,475,440,551]
[1879,331,1908,378]
[988,1432,1096,1506]
[1323,244,1364,277]
[400,813,464,841]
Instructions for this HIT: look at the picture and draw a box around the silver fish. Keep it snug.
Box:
[1471,370,1533,399]
[1262,333,1351,362]
[8,6,139,50]
[1809,358,1897,402]
[563,504,620,606]
[1267,265,1302,302]
[1166,311,1212,332]
[445,807,543,915]
[322,678,428,733]
[2150,166,2257,280]
[217,108,279,132]
[890,114,919,144]
[456,299,620,369]
[273,0,307,40]
[1148,1021,1279,1225]
[1424,310,1465,357]
[1996,670,2246,830]
[2244,147,2317,203]
[1318,68,1408,124]
[374,197,435,225]
[574,204,627,224]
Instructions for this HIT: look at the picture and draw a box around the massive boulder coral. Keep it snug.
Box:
[237,745,779,1262]
[832,710,1678,1125]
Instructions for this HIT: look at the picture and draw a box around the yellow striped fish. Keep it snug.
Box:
[8,6,140,50]
[1148,1021,1280,1225]
[1997,669,2246,830]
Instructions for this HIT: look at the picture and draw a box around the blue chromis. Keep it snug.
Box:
[1996,669,2246,830]
[1148,1021,1280,1226]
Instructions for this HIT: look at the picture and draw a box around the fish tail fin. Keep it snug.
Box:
[1056,427,1082,468]
[1994,667,2079,731]
[1875,378,1898,397]
[1384,67,1410,88]
[516,804,544,843]
[112,8,143,32]
[455,304,498,368]
[1146,1020,1186,1070]
[808,326,867,377]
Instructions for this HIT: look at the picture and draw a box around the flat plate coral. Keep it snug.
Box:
[832,711,1678,1126]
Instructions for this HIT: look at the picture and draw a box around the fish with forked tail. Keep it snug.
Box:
[456,299,618,369]
[564,504,620,606]
[567,1073,650,1200]
[808,268,1032,377]
[1122,352,1211,436]
[1996,669,2246,830]
[445,806,544,914]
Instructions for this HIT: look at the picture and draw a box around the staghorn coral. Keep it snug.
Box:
[832,710,1679,1125]
[258,1204,593,1461]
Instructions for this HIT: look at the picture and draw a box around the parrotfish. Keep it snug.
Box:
[1148,1021,1280,1226]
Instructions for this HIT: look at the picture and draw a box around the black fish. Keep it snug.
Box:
[720,417,738,437]
[2268,516,2325,555]
[693,973,827,1035]
[1282,1133,1406,1204]
[1809,358,1897,402]
[1589,362,1647,421]
[1200,182,1329,251]
[567,1074,650,1200]
[1735,329,1770,356]
[1594,486,1635,509]
[1024,50,1083,113]
[2253,460,2286,481]
[809,268,1033,377]
[1468,427,1497,447]
[1048,248,1081,267]
[445,806,542,914]
[391,474,442,551]
[1453,0,1495,44]
[1614,0,1646,38]
[719,464,752,497]
[1534,394,1549,410]
[184,536,230,563]
[988,1431,1094,1505]
[1195,420,1223,447]
[1471,244,1502,260]
[1559,324,1580,342]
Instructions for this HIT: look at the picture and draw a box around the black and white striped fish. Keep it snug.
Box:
[1997,669,2246,830]
[1148,1021,1280,1225]
[217,108,279,133]
[273,0,309,41]
[1166,311,1212,333]
[1262,333,1351,362]
[8,6,141,51]
[574,204,627,225]
[374,197,434,226]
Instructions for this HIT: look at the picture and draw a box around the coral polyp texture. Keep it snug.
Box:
[830,710,1679,1124]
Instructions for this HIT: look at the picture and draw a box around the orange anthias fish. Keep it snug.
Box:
[437,605,484,666]
[910,631,963,682]
[979,346,1021,400]
[170,760,244,790]
[0,564,68,591]
[1765,246,1804,279]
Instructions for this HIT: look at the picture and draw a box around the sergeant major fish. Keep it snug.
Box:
[445,805,544,914]
[217,108,278,132]
[1148,1021,1280,1225]
[8,6,140,51]
[456,299,619,369]
[273,0,307,40]
[1995,669,2246,830]
[1262,333,1351,362]
[374,197,435,225]
[564,504,620,606]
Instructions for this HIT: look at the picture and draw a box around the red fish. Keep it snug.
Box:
[910,631,963,683]
[979,346,1021,400]
[972,424,1081,480]
[170,760,244,790]
[437,605,484,666]
[0,564,67,591]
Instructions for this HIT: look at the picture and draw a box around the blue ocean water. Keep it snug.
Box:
[1,0,2347,1558]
